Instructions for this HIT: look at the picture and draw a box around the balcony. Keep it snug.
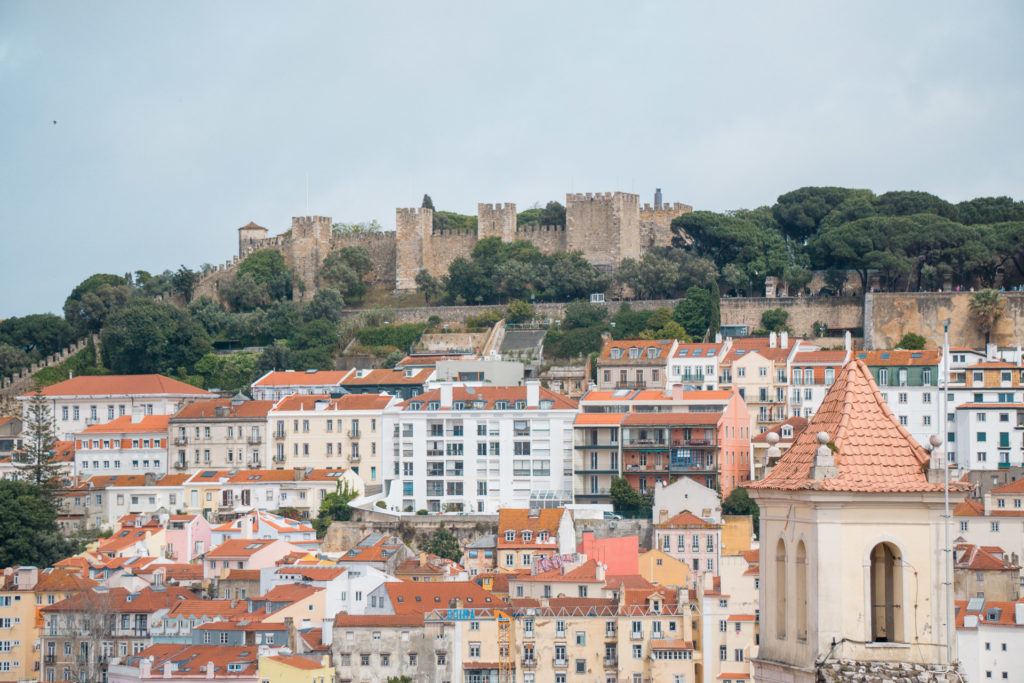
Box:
[273,454,286,463]
[603,657,618,667]
[348,430,361,439]
[669,461,715,473]
[614,381,647,389]
[552,658,568,668]
[173,461,188,470]
[605,628,617,640]
[999,462,1012,469]
[173,436,189,446]
[349,454,361,463]
[273,429,286,439]
[625,464,669,473]
[574,487,612,497]
[575,464,618,474]
[247,435,262,445]
[521,658,536,669]
[44,655,55,664]
[630,631,644,640]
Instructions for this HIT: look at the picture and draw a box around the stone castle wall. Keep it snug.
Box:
[333,231,396,286]
[423,229,478,280]
[865,291,1024,349]
[639,202,693,248]
[515,223,568,253]
[720,296,864,337]
[566,192,641,268]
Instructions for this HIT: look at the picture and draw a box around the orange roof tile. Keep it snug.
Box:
[600,339,675,363]
[33,374,211,397]
[256,584,322,603]
[167,599,249,618]
[793,350,849,363]
[206,539,281,558]
[993,479,1024,494]
[674,342,723,357]
[747,360,971,494]
[265,654,326,671]
[172,398,274,420]
[80,415,170,434]
[855,349,940,366]
[42,586,194,614]
[516,559,603,583]
[252,370,348,387]
[131,644,258,677]
[752,416,809,443]
[334,613,425,627]
[956,598,1024,628]
[656,511,719,529]
[385,581,499,614]
[967,361,1020,369]
[955,544,1018,571]
[342,368,433,386]
[497,508,566,548]
[574,413,627,426]
[223,569,261,581]
[622,411,721,426]
[272,392,395,412]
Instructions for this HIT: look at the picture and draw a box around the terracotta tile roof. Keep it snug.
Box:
[747,360,971,494]
[727,614,757,622]
[992,479,1024,494]
[256,584,322,603]
[717,674,751,680]
[854,349,940,366]
[516,559,602,583]
[656,511,720,529]
[161,564,205,582]
[33,568,97,592]
[396,353,473,368]
[274,566,346,581]
[580,388,732,403]
[342,368,433,386]
[956,403,1024,410]
[574,413,626,426]
[405,386,578,411]
[167,599,249,618]
[252,370,348,387]
[792,349,849,364]
[271,392,395,412]
[600,339,675,363]
[206,539,280,558]
[0,416,17,427]
[32,374,212,397]
[340,533,405,562]
[53,440,75,462]
[213,511,314,535]
[621,411,721,426]
[955,598,1024,628]
[497,508,566,547]
[649,639,695,650]
[967,361,1020,369]
[219,468,350,484]
[752,416,809,443]
[80,415,170,434]
[722,337,797,363]
[265,654,326,671]
[385,581,499,614]
[334,613,425,627]
[129,644,258,677]
[952,500,1024,518]
[42,586,194,614]
[172,398,274,420]
[955,544,1018,571]
[223,569,261,581]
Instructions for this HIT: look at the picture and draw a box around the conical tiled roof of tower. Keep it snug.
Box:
[747,359,971,493]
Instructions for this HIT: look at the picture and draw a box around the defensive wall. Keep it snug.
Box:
[864,291,1024,349]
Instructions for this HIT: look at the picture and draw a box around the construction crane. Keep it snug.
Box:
[494,610,514,683]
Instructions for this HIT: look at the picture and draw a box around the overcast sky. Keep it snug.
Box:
[2,1,1022,316]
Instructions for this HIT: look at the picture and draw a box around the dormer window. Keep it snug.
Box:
[504,530,515,542]
[407,402,422,411]
[647,347,658,359]
[514,401,526,410]
[539,400,553,410]
[538,531,549,542]
[427,401,439,410]
[522,531,533,542]
[495,401,509,410]
[629,347,640,359]
[453,401,466,410]
[782,426,792,438]
[611,348,623,360]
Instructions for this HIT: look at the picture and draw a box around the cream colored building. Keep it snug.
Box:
[747,359,970,683]
[269,393,398,492]
[169,395,273,471]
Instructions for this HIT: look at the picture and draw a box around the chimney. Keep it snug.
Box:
[780,331,789,349]
[844,330,852,352]
[15,566,38,590]
[144,472,156,487]
[983,493,992,516]
[139,658,152,678]
[965,614,979,628]
[987,342,997,360]
[714,332,723,344]
[131,405,145,424]
[321,616,334,644]
[525,380,540,408]
[206,661,215,679]
[163,661,172,679]
[596,562,607,582]
[769,332,777,349]
[439,383,453,409]
[1016,603,1024,625]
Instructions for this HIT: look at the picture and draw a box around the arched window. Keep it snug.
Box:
[796,541,808,641]
[775,538,787,639]
[869,542,904,643]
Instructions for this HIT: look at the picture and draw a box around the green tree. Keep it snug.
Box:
[332,219,383,236]
[609,476,653,517]
[421,194,435,210]
[896,333,927,350]
[313,481,359,537]
[257,341,293,374]
[722,487,760,539]
[0,314,75,358]
[100,300,212,374]
[236,250,293,302]
[772,187,869,242]
[969,289,1005,345]
[0,480,75,566]
[0,344,31,378]
[304,289,345,323]
[63,273,134,335]
[171,266,200,301]
[760,308,789,333]
[505,300,535,324]
[193,352,260,392]
[674,286,716,340]
[421,527,462,563]
[15,393,64,490]
[320,248,371,303]
[563,300,608,330]
[415,270,444,304]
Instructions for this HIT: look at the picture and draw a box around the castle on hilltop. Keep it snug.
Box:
[194,189,692,301]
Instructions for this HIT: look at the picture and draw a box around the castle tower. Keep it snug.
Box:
[238,221,269,258]
[287,216,332,301]
[395,207,431,290]
[565,191,641,269]
[746,360,968,683]
[640,190,694,249]
[477,202,517,242]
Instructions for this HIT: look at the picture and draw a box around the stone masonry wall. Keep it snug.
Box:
[639,202,692,249]
[394,208,430,290]
[515,223,568,253]
[477,202,516,242]
[865,291,1024,349]
[423,230,478,279]
[817,659,958,683]
[720,297,864,337]
[566,192,642,268]
[332,231,396,286]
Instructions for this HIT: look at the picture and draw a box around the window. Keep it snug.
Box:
[796,541,807,641]
[719,645,727,661]
[869,542,904,643]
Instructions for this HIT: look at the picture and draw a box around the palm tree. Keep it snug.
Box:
[969,289,1005,346]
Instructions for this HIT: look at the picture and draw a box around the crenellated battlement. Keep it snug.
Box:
[566,191,640,202]
[430,228,478,237]
[396,207,432,217]
[516,223,566,233]
[641,202,693,213]
[477,202,515,212]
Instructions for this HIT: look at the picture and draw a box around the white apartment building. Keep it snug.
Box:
[384,382,578,514]
[250,369,349,401]
[74,413,170,477]
[957,598,1024,683]
[786,348,849,419]
[952,403,1024,471]
[169,395,273,471]
[26,374,212,439]
[668,341,727,390]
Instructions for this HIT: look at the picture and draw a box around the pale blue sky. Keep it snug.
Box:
[2,1,1022,316]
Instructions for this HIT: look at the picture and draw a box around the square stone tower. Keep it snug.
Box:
[565,191,641,268]
[237,221,269,258]
[287,216,332,301]
[395,207,432,290]
[477,203,517,242]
